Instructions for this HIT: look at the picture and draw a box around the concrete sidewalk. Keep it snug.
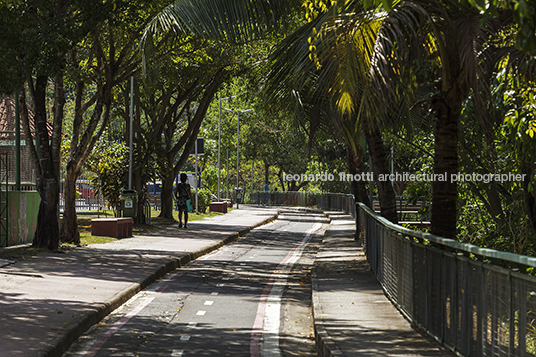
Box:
[312,212,455,357]
[0,207,279,357]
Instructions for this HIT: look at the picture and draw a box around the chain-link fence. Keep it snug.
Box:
[251,190,536,357]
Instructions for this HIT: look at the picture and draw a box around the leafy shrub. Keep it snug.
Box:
[197,188,212,213]
[85,141,128,215]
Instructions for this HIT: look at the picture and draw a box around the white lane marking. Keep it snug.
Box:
[84,269,188,356]
[250,218,323,357]
[187,322,197,328]
[217,284,224,287]
[171,349,184,356]
[180,335,191,341]
[196,310,206,316]
[204,301,214,306]
[211,292,219,296]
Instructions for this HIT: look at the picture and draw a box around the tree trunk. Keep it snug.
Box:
[430,99,459,239]
[160,174,175,219]
[521,164,536,240]
[348,146,370,207]
[264,159,269,185]
[26,75,63,250]
[33,178,61,250]
[134,170,146,224]
[363,117,398,224]
[59,166,80,244]
[277,168,286,191]
[348,145,369,241]
[159,69,228,218]
[59,86,110,242]
[485,186,506,229]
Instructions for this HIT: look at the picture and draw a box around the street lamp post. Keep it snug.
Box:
[218,96,235,201]
[224,107,253,208]
[128,76,134,190]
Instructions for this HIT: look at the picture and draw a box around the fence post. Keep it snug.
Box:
[355,201,360,240]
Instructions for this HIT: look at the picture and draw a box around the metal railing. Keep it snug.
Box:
[249,191,356,215]
[358,202,536,357]
[252,190,536,357]
[59,175,105,212]
[142,198,151,225]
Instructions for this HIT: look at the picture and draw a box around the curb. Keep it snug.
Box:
[311,212,345,357]
[311,269,344,357]
[37,211,280,357]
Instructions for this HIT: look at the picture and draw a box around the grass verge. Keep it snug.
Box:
[0,207,231,263]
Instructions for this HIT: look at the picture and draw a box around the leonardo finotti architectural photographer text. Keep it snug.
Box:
[283,172,527,184]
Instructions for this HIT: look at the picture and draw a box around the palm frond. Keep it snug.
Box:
[142,0,301,47]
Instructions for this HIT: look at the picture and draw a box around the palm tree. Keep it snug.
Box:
[365,0,521,238]
[296,0,522,238]
[263,4,399,223]
[141,0,301,47]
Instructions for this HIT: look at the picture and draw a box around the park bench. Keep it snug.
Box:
[146,192,162,210]
[91,217,133,238]
[209,201,228,213]
[373,199,430,228]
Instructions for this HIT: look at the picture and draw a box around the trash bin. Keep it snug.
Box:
[234,187,244,205]
[121,189,137,218]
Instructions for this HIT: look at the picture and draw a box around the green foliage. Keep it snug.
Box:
[368,0,536,52]
[199,76,317,194]
[451,65,536,254]
[502,85,536,193]
[197,188,213,213]
[467,0,536,52]
[84,141,129,214]
[201,165,219,193]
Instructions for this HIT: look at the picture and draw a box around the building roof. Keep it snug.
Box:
[0,95,54,138]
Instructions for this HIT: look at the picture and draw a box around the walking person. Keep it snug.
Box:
[263,181,269,206]
[174,173,193,228]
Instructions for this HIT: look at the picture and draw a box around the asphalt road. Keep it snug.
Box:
[63,210,327,357]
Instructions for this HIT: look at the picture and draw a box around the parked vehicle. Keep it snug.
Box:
[76,181,95,198]
[147,181,162,194]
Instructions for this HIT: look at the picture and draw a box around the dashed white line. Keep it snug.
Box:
[196,310,206,316]
[187,322,197,328]
[180,335,191,341]
[204,301,214,306]
[171,349,184,356]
